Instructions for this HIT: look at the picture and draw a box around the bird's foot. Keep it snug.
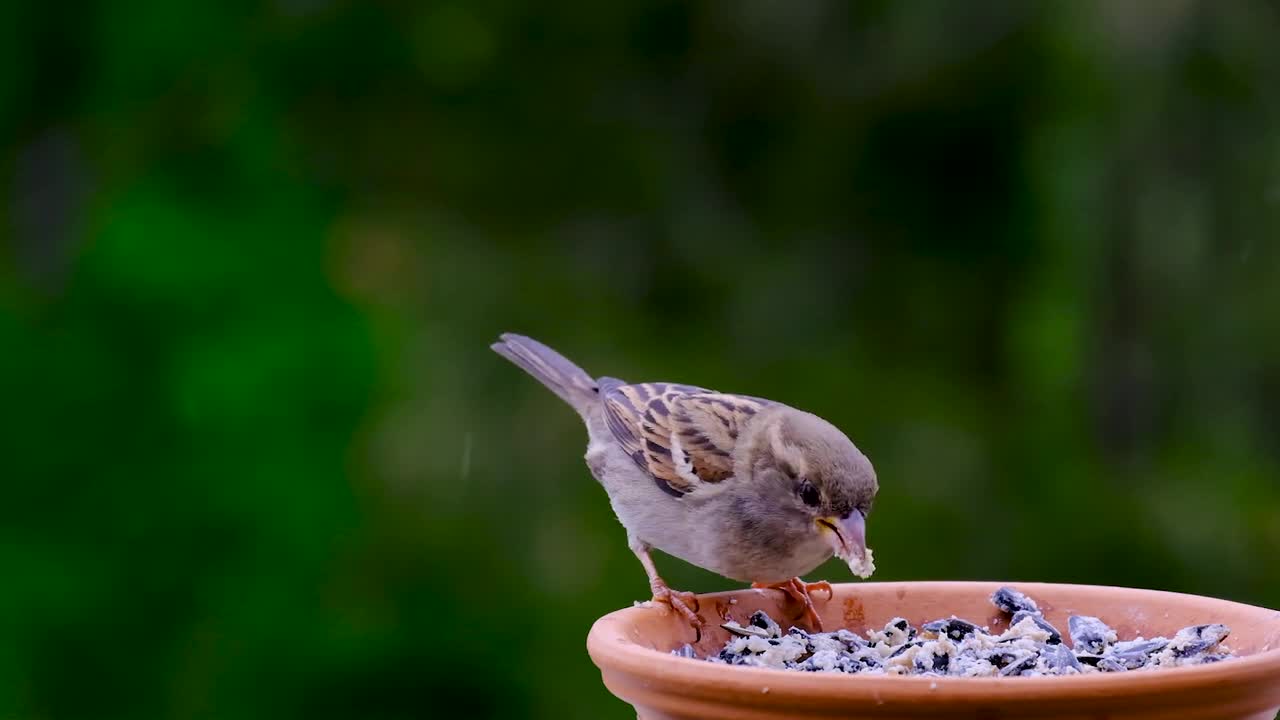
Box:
[650,579,704,641]
[752,577,833,631]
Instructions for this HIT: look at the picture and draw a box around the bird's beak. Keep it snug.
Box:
[817,511,867,565]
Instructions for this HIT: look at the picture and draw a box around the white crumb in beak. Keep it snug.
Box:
[845,547,875,579]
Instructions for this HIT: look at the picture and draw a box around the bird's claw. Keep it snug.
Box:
[753,577,832,632]
[651,581,704,642]
[806,579,834,601]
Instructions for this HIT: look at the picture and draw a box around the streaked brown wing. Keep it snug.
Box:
[602,382,707,495]
[603,382,770,497]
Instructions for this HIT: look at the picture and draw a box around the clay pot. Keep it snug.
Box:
[586,581,1280,719]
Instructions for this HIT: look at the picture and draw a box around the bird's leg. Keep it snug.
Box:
[751,577,833,631]
[629,537,703,638]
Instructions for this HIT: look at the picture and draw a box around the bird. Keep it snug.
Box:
[490,332,878,634]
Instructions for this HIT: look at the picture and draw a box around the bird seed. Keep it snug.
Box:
[678,586,1235,677]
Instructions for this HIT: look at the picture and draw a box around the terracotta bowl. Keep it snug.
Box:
[586,581,1280,720]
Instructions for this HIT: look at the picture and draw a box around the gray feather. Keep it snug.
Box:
[490,333,599,416]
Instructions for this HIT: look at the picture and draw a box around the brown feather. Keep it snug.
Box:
[603,383,771,496]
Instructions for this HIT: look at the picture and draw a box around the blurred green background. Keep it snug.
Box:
[3,1,1280,718]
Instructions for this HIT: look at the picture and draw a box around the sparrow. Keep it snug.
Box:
[491,333,878,633]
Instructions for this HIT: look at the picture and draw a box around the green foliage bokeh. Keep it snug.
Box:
[3,2,1280,718]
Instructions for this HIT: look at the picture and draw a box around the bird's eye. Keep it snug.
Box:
[798,480,820,507]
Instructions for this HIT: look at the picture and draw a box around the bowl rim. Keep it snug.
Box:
[587,580,1280,704]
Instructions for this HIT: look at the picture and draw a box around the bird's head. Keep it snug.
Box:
[748,407,878,577]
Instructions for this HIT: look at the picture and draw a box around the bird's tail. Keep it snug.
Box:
[491,333,598,416]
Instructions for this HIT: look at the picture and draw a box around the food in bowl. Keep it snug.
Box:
[677,586,1234,677]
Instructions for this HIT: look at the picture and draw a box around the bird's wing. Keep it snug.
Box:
[603,382,771,497]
